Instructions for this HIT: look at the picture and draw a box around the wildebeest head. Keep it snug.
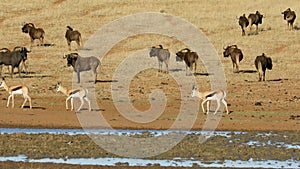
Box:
[176,48,190,61]
[281,8,296,21]
[262,53,273,70]
[15,47,30,61]
[223,45,237,57]
[255,11,263,24]
[239,14,249,25]
[149,45,164,57]
[22,23,34,33]
[63,53,78,67]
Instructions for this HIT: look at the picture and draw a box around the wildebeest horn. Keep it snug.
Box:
[13,46,23,51]
[28,23,35,27]
[63,53,67,59]
[2,77,5,81]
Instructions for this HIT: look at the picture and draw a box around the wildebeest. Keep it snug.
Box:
[0,47,29,75]
[239,14,249,36]
[149,45,170,73]
[22,23,45,47]
[281,8,296,30]
[176,48,199,76]
[248,11,264,33]
[223,45,243,73]
[65,26,81,51]
[63,53,100,83]
[0,47,30,78]
[254,53,272,81]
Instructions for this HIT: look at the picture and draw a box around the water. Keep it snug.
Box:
[0,155,299,168]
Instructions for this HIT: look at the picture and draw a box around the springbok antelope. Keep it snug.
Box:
[191,85,229,114]
[56,82,91,112]
[0,77,32,109]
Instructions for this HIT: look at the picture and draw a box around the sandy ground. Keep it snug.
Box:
[0,0,299,168]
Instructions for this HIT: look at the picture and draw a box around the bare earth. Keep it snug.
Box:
[0,0,299,168]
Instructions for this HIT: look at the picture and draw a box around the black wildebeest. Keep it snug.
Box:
[281,8,296,30]
[0,47,29,75]
[149,45,170,73]
[65,26,81,51]
[254,53,272,81]
[239,14,249,36]
[248,11,264,33]
[63,53,100,83]
[0,47,30,78]
[176,48,199,76]
[223,45,243,73]
[22,23,45,47]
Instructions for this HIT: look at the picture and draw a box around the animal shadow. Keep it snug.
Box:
[194,72,213,76]
[267,78,288,82]
[37,43,55,47]
[96,79,118,83]
[294,26,300,30]
[239,70,257,73]
[23,106,46,110]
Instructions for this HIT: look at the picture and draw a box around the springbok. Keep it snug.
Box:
[191,85,229,114]
[0,77,32,109]
[56,82,91,112]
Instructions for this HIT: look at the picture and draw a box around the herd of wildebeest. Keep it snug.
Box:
[0,7,297,114]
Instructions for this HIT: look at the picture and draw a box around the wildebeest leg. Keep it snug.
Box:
[10,66,14,78]
[76,40,80,51]
[77,71,81,83]
[94,71,97,84]
[263,71,266,81]
[165,62,169,74]
[17,66,21,77]
[185,65,189,76]
[30,38,34,49]
[190,64,193,76]
[22,61,28,74]
[235,55,240,73]
[158,61,162,72]
[256,25,259,33]
[194,62,197,75]
[232,61,235,73]
[39,37,43,46]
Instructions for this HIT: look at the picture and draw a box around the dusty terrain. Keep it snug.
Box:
[0,0,299,168]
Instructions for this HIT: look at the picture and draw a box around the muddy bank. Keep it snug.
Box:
[0,161,266,169]
[0,131,299,162]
